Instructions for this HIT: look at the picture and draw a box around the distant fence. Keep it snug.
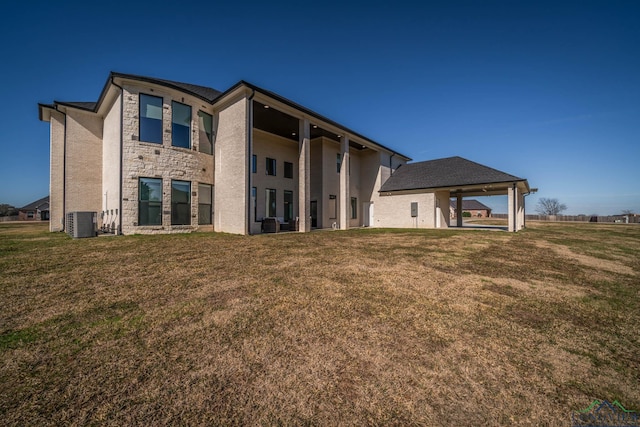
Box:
[491,213,639,224]
[0,216,19,222]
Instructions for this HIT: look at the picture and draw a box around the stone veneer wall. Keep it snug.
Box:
[119,83,215,235]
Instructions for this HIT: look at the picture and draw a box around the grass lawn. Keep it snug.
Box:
[1,221,639,425]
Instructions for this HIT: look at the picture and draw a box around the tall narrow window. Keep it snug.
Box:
[139,177,162,225]
[284,190,293,223]
[266,189,276,217]
[351,197,358,219]
[252,155,257,173]
[266,158,276,176]
[198,111,213,154]
[171,180,191,225]
[336,153,341,173]
[139,94,163,144]
[284,161,293,179]
[198,183,212,225]
[329,195,337,219]
[252,187,257,221]
[172,101,191,148]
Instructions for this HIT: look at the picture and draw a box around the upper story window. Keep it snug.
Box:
[336,153,341,173]
[252,155,257,173]
[139,94,163,144]
[284,161,293,179]
[172,101,191,149]
[198,111,213,154]
[266,157,276,176]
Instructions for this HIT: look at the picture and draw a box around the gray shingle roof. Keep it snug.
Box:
[56,101,97,111]
[112,72,222,103]
[449,199,492,210]
[20,196,49,211]
[380,156,525,192]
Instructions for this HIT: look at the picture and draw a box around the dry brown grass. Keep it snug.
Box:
[1,221,639,425]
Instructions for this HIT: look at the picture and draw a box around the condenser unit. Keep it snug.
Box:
[66,212,98,238]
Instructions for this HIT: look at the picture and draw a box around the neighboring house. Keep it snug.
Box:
[18,196,50,221]
[38,72,530,235]
[449,199,492,219]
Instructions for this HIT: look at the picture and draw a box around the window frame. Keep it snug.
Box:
[197,110,213,154]
[284,161,293,179]
[138,177,163,226]
[266,157,276,176]
[284,190,293,223]
[171,101,192,149]
[252,155,257,174]
[351,197,358,219]
[329,195,337,219]
[198,183,212,225]
[139,94,163,144]
[266,188,276,218]
[336,153,341,173]
[171,179,191,225]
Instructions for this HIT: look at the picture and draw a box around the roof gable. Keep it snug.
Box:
[20,196,49,211]
[380,156,525,192]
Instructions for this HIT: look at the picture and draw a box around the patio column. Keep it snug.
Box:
[298,118,310,232]
[517,189,525,230]
[339,135,350,230]
[456,192,463,228]
[508,183,520,232]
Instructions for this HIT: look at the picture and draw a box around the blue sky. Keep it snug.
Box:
[1,0,638,215]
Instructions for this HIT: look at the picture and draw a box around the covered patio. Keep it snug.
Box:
[378,156,531,232]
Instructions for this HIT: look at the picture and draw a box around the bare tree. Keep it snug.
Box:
[621,209,634,215]
[536,198,567,215]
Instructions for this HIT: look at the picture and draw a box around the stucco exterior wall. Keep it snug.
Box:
[102,93,121,232]
[64,109,103,217]
[49,111,65,232]
[374,192,436,229]
[214,96,248,235]
[119,83,215,235]
[435,190,450,228]
[321,138,341,229]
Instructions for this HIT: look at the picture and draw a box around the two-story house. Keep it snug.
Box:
[39,72,530,235]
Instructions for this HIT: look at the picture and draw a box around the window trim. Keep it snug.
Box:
[171,100,192,149]
[329,195,337,219]
[252,155,257,174]
[284,190,293,223]
[138,177,163,226]
[351,197,358,219]
[197,110,213,154]
[139,93,163,144]
[266,157,276,176]
[171,179,191,225]
[198,183,212,225]
[266,188,276,218]
[284,161,293,179]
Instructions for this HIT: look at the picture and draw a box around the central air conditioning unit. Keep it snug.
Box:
[66,212,98,238]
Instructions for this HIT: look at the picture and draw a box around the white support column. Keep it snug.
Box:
[517,188,525,230]
[456,192,463,228]
[508,183,517,232]
[339,135,350,230]
[298,118,311,232]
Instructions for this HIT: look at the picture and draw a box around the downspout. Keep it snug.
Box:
[247,90,255,235]
[54,104,67,232]
[110,77,125,235]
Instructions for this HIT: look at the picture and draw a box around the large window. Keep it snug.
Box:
[171,180,191,225]
[252,187,257,221]
[284,161,293,179]
[172,101,191,148]
[329,195,337,219]
[198,111,213,154]
[139,94,163,144]
[284,190,293,223]
[266,189,276,217]
[198,183,212,225]
[351,197,358,219]
[139,178,162,225]
[266,157,276,176]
